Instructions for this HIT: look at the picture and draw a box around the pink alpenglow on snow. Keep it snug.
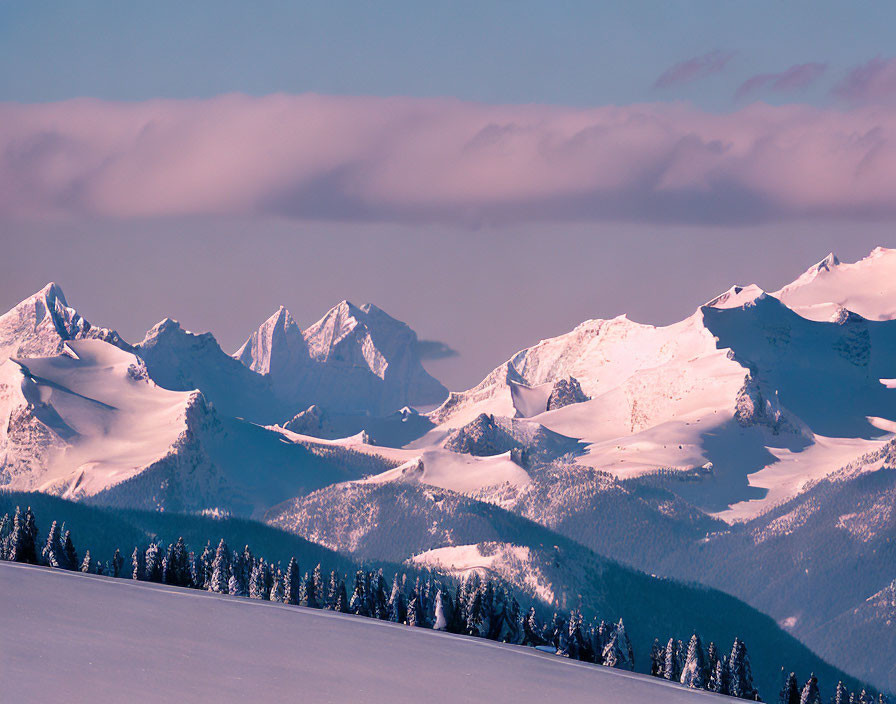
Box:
[4,94,896,225]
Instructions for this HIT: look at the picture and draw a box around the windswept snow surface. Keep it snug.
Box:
[425,248,896,521]
[0,339,190,496]
[775,248,896,322]
[1,562,726,704]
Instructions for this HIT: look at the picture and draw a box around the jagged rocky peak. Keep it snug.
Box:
[546,376,589,411]
[282,404,335,438]
[233,305,308,376]
[704,284,767,310]
[0,282,127,363]
[444,413,518,457]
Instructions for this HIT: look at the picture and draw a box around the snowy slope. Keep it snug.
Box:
[234,300,448,415]
[0,339,191,496]
[0,339,394,515]
[775,248,896,322]
[0,282,127,364]
[135,317,287,424]
[2,562,736,704]
[423,249,896,521]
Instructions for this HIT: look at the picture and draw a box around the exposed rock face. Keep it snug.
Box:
[282,405,336,439]
[234,300,448,415]
[545,376,589,411]
[444,413,518,457]
[0,282,128,364]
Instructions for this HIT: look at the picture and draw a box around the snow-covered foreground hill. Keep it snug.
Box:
[2,562,727,704]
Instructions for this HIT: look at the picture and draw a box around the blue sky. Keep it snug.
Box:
[3,2,896,390]
[3,1,894,107]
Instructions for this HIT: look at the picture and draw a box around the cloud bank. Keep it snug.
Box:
[2,93,896,226]
[736,63,827,100]
[834,57,896,104]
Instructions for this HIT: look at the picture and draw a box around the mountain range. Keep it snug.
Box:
[1,247,895,693]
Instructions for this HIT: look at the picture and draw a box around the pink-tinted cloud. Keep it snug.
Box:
[834,57,896,104]
[2,94,896,226]
[653,50,735,89]
[736,63,827,101]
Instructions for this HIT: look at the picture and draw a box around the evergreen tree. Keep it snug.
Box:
[370,571,388,620]
[305,567,322,609]
[334,579,349,613]
[311,564,325,611]
[709,658,729,695]
[144,542,163,583]
[62,530,78,571]
[832,681,849,704]
[325,570,340,610]
[664,638,680,680]
[164,537,191,587]
[388,573,406,623]
[433,588,450,631]
[799,673,821,704]
[131,546,145,581]
[195,541,213,590]
[566,610,586,661]
[228,550,248,597]
[859,691,873,704]
[249,558,267,600]
[465,588,485,637]
[80,550,93,574]
[520,607,544,647]
[9,506,38,564]
[349,570,369,617]
[41,520,65,568]
[283,558,301,606]
[269,568,285,603]
[111,549,124,579]
[680,633,707,689]
[706,641,719,673]
[650,639,664,677]
[728,638,758,700]
[779,672,800,704]
[407,590,422,627]
[602,630,627,669]
[208,539,230,594]
[0,512,10,560]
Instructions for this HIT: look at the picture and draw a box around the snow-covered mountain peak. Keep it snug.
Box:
[233,305,307,377]
[704,284,767,310]
[0,282,126,365]
[775,246,896,322]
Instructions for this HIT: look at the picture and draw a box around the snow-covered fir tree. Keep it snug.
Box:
[680,633,707,689]
[779,671,801,704]
[9,506,38,564]
[728,637,758,700]
[433,589,449,631]
[349,570,369,617]
[80,550,93,574]
[208,539,230,594]
[269,567,285,603]
[41,520,64,568]
[131,546,145,581]
[388,573,406,623]
[799,673,821,704]
[832,681,850,704]
[62,530,78,571]
[283,557,301,606]
[111,549,124,579]
[249,558,267,600]
[144,542,163,583]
